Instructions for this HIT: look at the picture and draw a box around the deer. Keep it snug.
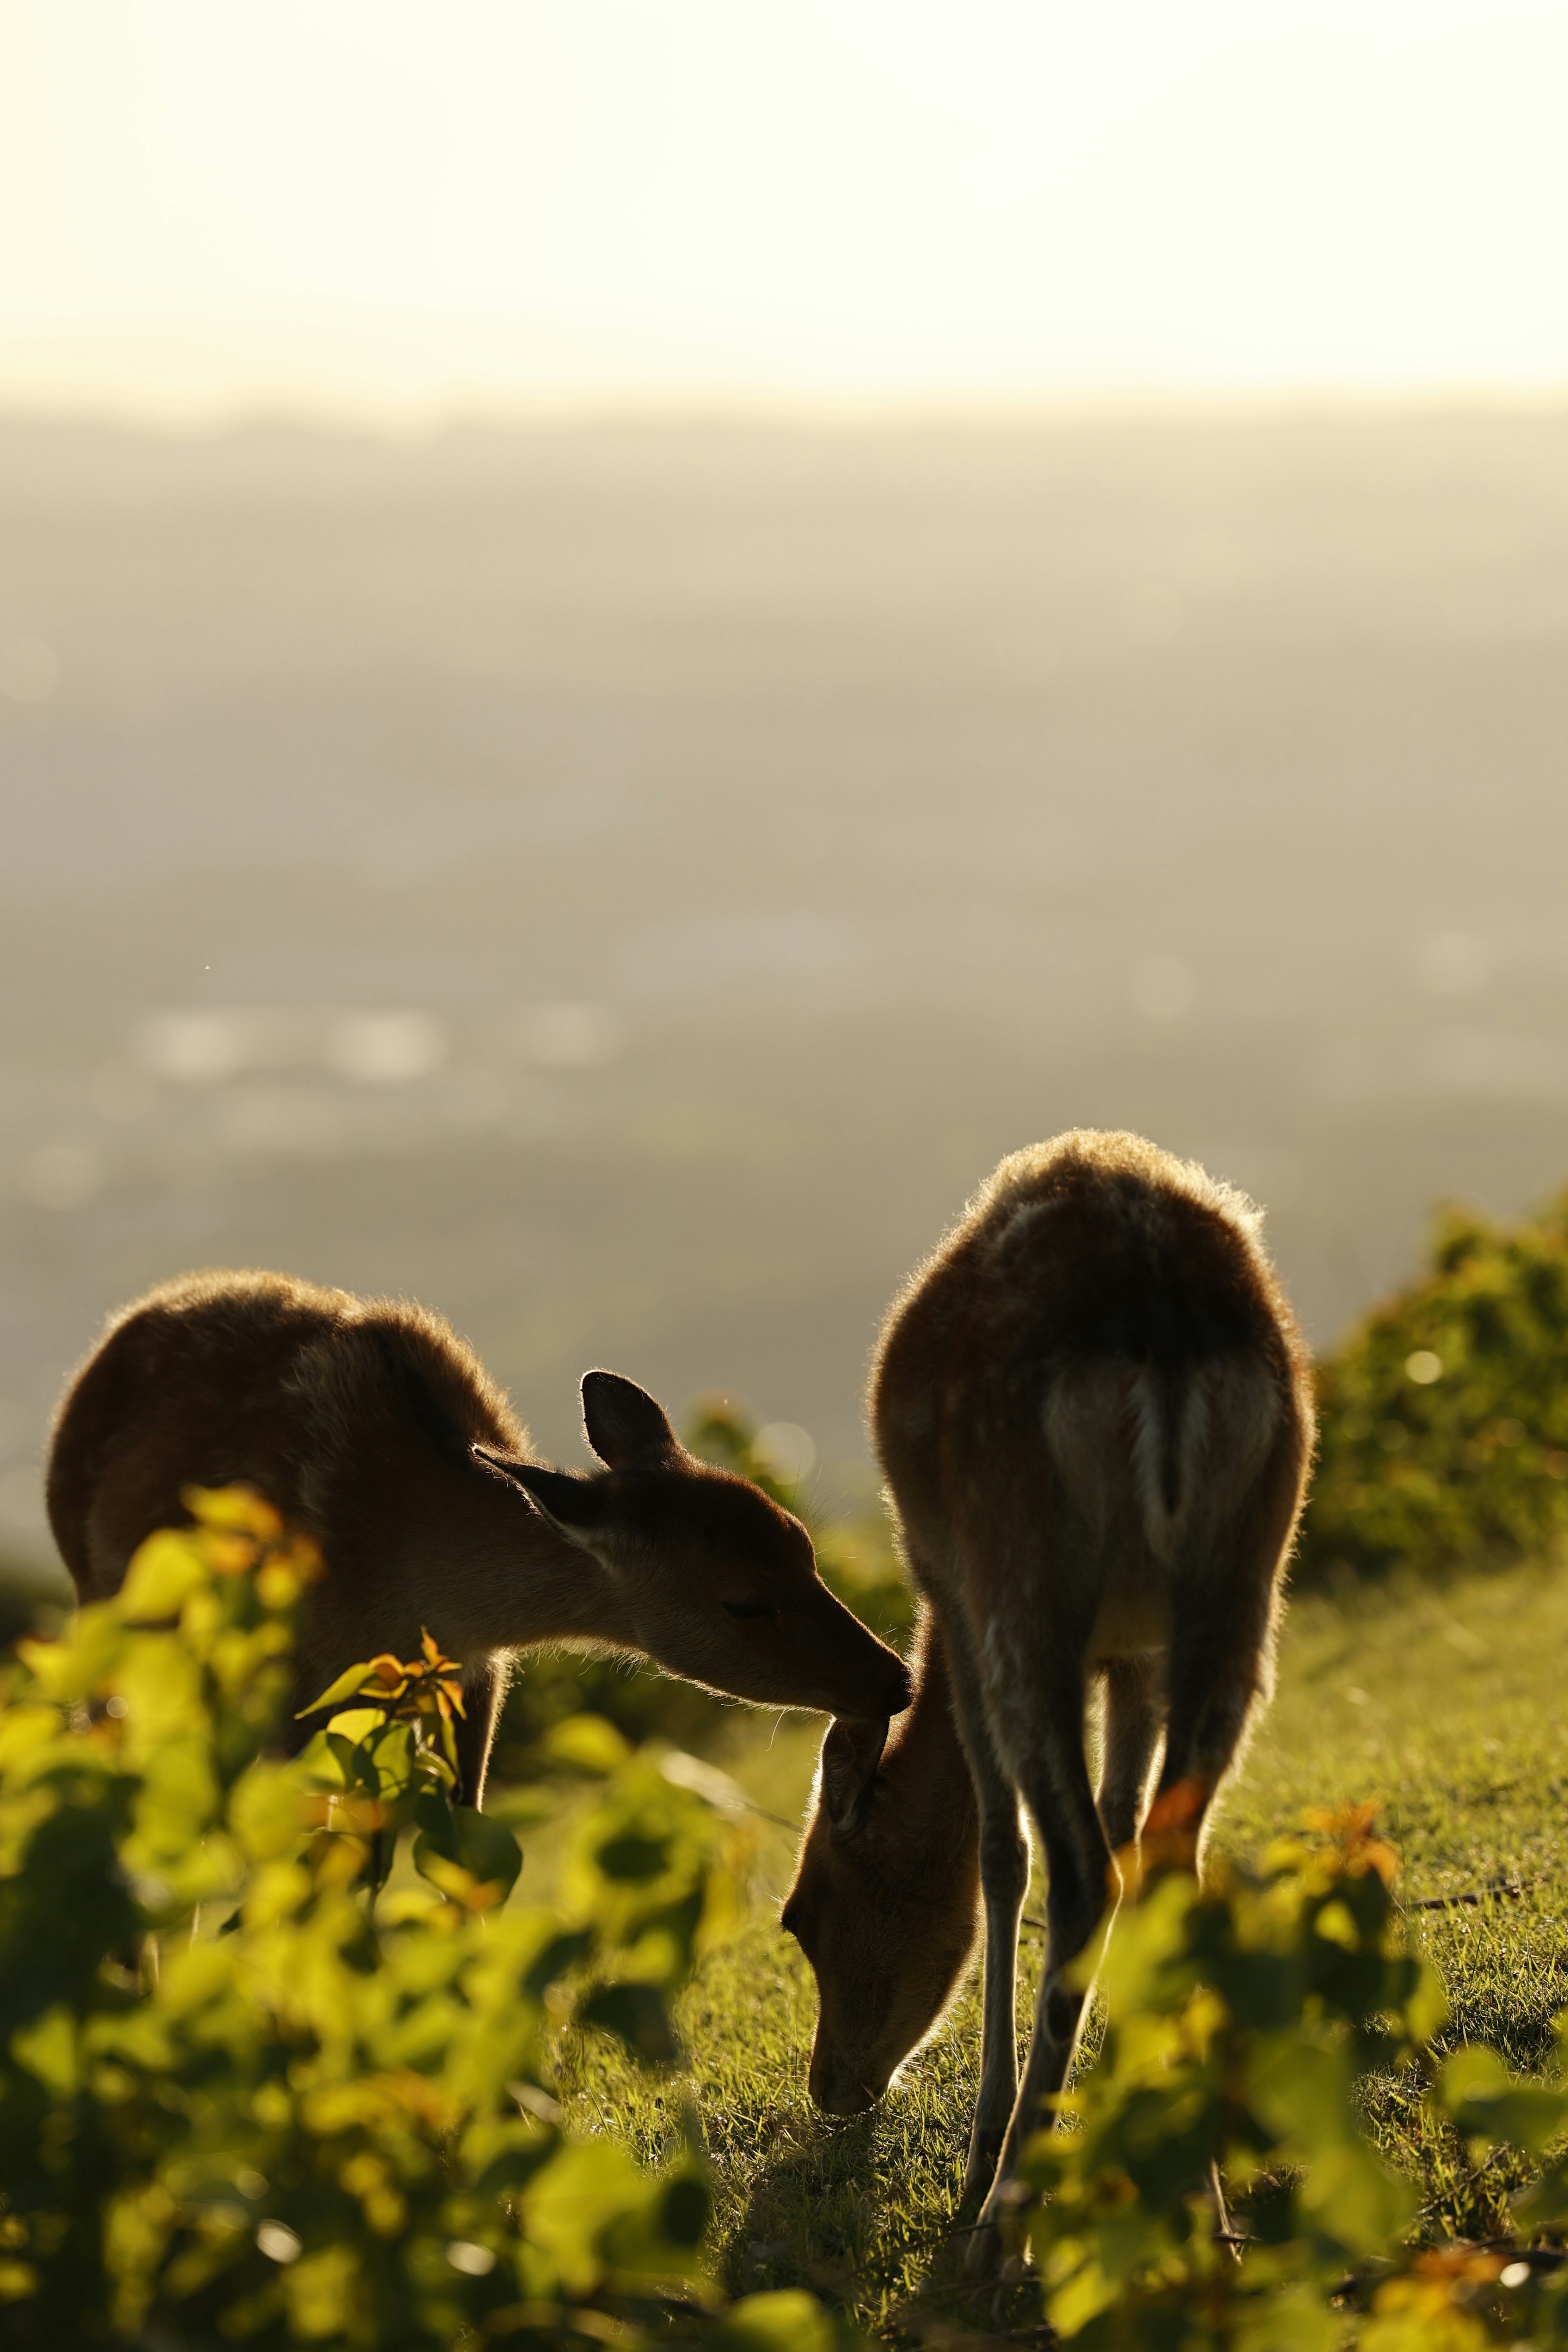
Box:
[780,1131,1314,2268]
[47,1270,913,1807]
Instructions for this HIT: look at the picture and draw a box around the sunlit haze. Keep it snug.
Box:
[3,11,1568,1560]
[3,0,1566,421]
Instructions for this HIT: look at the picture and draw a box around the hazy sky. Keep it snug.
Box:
[2,0,1566,419]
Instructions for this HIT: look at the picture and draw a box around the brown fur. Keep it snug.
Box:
[49,1270,913,1804]
[782,1132,1314,2262]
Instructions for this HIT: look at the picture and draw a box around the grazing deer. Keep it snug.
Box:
[780,1132,1313,2263]
[47,1271,913,1805]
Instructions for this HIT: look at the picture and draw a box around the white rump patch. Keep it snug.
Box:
[1045,1355,1280,1564]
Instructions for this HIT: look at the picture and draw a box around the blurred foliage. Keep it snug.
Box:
[1300,1191,1568,1587]
[492,1399,912,1777]
[1015,1804,1568,2350]
[0,1489,846,2349]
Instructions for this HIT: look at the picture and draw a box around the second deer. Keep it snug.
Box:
[781,1131,1313,2260]
[48,1270,913,1804]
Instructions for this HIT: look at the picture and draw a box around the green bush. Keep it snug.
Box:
[1299,1191,1568,1587]
[0,1489,841,2349]
[10,1492,1568,2345]
[1015,1806,1568,2350]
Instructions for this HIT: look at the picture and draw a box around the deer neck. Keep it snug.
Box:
[884,1607,980,1849]
[440,1461,641,1656]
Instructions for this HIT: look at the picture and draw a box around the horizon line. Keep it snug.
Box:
[4,380,1568,445]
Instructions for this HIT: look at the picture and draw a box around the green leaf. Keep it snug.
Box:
[1436,2044,1568,2153]
[579,1979,680,2067]
[713,2290,841,2351]
[1402,1959,1451,2048]
[1234,2285,1339,2351]
[412,1795,522,1899]
[1046,2258,1121,2340]
[297,1659,379,1717]
[1438,2042,1512,2103]
[543,1712,633,1775]
[1298,2137,1414,2258]
[524,2140,658,2297]
[597,2163,713,2281]
[595,1831,671,1882]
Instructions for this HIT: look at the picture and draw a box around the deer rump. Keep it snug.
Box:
[1041,1349,1283,1617]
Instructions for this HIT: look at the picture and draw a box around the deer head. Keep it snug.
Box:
[475,1370,913,1724]
[781,1709,981,2113]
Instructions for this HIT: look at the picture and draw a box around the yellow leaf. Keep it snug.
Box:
[181,1483,283,1541]
[120,1530,208,1622]
[11,2005,79,2096]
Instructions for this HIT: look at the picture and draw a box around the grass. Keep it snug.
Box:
[532,1553,1568,2341]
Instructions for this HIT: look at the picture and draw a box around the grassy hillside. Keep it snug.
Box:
[543,1550,1568,2341]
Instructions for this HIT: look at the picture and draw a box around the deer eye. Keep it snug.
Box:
[722,1599,778,1622]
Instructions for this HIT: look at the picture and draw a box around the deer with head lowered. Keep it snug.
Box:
[47,1271,912,1806]
[780,1132,1314,2265]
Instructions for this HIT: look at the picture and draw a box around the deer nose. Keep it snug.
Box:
[808,2049,878,2116]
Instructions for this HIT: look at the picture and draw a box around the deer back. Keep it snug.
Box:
[871,1129,1313,1645]
[48,1270,914,1736]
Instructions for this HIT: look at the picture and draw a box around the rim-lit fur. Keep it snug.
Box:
[47,1270,913,1804]
[782,1131,1314,2260]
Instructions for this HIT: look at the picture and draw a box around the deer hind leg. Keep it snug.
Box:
[969,1649,1112,2266]
[933,1604,1030,2206]
[1147,1397,1305,1871]
[1152,1523,1291,1875]
[1152,1604,1270,1873]
[1098,1650,1165,1858]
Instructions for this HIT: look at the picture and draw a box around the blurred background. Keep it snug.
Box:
[2,2,1567,1578]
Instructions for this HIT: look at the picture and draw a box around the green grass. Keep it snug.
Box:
[533,1554,1568,2341]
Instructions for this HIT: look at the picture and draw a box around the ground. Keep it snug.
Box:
[540,1553,1568,2341]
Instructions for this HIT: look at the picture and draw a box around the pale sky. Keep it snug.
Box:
[2,0,1566,421]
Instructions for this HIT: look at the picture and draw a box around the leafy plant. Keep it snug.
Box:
[0,1488,842,2348]
[1013,1805,1568,2350]
[1300,1192,1568,1586]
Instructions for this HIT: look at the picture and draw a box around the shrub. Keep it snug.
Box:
[1299,1191,1568,1586]
[0,1488,841,2349]
[1015,1806,1568,2349]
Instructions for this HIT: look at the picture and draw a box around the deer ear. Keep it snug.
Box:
[581,1370,681,1471]
[473,1448,608,1536]
[822,1715,888,1837]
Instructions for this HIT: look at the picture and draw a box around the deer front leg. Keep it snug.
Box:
[967,1808,1030,2203]
[452,1652,510,1809]
[967,1711,1112,2275]
[940,1617,1029,2205]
